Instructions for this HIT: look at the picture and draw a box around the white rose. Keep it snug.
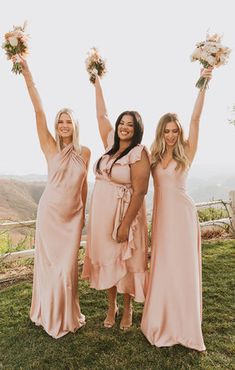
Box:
[91,68,98,75]
[9,36,18,47]
[205,44,218,54]
[201,50,210,60]
[207,55,216,66]
[191,48,202,61]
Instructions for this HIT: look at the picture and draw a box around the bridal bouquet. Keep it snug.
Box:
[85,47,107,83]
[2,21,29,74]
[191,33,231,89]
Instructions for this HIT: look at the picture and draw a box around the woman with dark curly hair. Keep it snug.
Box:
[82,75,150,330]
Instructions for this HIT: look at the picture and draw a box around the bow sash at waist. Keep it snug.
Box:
[96,178,141,260]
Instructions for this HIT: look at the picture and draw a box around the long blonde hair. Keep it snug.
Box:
[54,108,81,153]
[150,113,189,170]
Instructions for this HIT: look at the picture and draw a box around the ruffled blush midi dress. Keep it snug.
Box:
[82,131,149,302]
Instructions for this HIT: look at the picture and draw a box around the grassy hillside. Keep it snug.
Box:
[0,179,45,220]
[0,180,45,254]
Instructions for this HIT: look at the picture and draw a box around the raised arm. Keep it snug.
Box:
[16,55,57,160]
[186,68,213,163]
[116,150,150,243]
[94,76,113,148]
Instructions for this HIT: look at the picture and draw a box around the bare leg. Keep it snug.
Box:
[120,293,133,330]
[103,286,119,328]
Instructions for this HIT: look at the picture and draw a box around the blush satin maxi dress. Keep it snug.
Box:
[141,160,206,351]
[30,144,87,338]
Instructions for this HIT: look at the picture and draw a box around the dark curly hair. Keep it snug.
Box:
[96,111,144,175]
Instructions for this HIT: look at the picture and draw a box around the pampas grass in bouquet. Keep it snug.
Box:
[85,47,107,83]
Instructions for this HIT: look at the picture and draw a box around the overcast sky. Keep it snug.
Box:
[0,0,234,181]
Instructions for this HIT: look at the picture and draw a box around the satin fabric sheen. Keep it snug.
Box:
[30,144,86,338]
[141,160,206,351]
[82,130,149,302]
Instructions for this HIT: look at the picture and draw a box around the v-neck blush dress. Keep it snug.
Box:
[141,160,206,351]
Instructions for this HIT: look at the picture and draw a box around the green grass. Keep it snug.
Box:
[197,207,228,223]
[0,231,35,255]
[0,240,234,370]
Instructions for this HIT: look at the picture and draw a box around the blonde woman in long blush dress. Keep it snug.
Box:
[14,56,90,338]
[141,68,213,351]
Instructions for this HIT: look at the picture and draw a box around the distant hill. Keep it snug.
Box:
[0,179,45,221]
[0,178,94,222]
[0,174,47,182]
[188,176,235,202]
[187,164,235,202]
[0,164,234,222]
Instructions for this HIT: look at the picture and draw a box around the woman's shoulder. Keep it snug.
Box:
[117,144,150,166]
[130,144,150,161]
[81,145,91,156]
[80,145,91,166]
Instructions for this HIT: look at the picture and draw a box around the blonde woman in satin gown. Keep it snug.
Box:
[82,76,150,329]
[15,56,90,338]
[141,68,213,351]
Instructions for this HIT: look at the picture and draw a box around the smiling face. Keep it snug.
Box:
[117,114,135,142]
[163,120,179,147]
[56,112,74,141]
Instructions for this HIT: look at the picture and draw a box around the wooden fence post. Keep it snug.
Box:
[229,190,235,233]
